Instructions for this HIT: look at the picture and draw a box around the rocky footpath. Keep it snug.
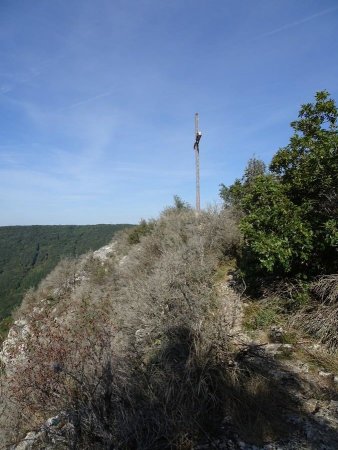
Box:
[198,276,338,450]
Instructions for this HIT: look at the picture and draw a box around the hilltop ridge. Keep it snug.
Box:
[1,204,337,449]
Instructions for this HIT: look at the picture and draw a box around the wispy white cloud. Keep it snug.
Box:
[0,85,12,94]
[258,6,338,38]
[56,89,116,112]
[1,0,337,225]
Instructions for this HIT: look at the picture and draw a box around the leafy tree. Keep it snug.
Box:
[270,90,338,272]
[173,195,190,210]
[128,219,155,244]
[240,175,313,273]
[219,179,243,208]
[219,157,266,208]
[221,91,338,276]
[244,157,266,183]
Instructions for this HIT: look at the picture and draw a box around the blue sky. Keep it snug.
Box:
[1,0,337,225]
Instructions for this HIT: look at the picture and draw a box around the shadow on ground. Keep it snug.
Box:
[33,326,338,449]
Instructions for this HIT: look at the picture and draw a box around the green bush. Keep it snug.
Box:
[127,219,155,245]
[240,175,313,274]
[221,91,338,278]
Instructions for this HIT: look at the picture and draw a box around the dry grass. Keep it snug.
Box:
[312,274,338,304]
[2,206,335,448]
[293,275,338,350]
[243,299,282,332]
[295,345,338,375]
[0,206,243,448]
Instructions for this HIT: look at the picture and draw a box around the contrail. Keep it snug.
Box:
[259,6,338,38]
[57,90,115,112]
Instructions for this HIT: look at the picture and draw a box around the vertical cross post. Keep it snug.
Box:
[194,113,201,213]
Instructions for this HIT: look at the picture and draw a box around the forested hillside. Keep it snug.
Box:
[0,224,132,322]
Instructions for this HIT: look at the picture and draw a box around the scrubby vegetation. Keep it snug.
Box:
[0,206,244,448]
[1,201,337,449]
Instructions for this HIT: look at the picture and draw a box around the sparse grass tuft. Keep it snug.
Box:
[228,371,294,445]
[213,260,236,283]
[292,275,338,350]
[243,300,282,331]
[295,346,338,374]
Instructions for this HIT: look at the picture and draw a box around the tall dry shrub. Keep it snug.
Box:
[1,206,241,448]
[0,255,119,447]
[297,274,338,350]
